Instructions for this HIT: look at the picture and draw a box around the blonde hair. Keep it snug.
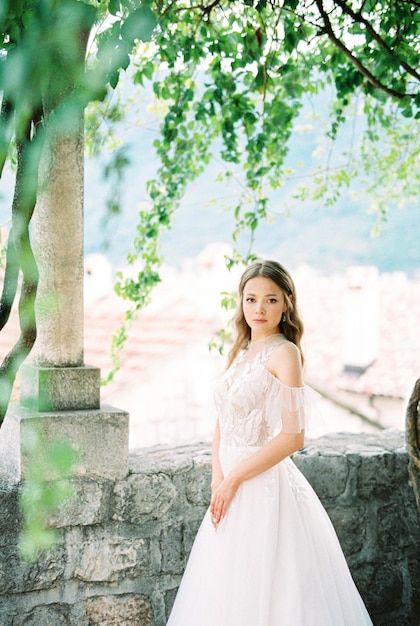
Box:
[226,260,304,368]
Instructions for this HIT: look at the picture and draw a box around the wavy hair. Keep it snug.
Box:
[226,260,304,368]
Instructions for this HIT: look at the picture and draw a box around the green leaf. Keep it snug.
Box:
[109,69,120,89]
[108,0,120,16]
[121,7,157,44]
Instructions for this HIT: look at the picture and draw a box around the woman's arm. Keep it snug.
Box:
[210,342,304,529]
[210,430,304,527]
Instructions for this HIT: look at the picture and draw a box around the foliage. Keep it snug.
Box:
[19,424,76,560]
[104,0,419,371]
[1,2,418,383]
[0,0,158,553]
[0,0,158,418]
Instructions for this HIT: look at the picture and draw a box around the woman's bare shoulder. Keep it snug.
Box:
[267,340,303,387]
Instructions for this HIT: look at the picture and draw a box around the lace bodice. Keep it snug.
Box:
[214,334,315,447]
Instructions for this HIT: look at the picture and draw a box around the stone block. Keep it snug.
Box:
[377,500,418,552]
[10,603,72,626]
[326,503,367,555]
[0,408,21,486]
[86,594,154,625]
[12,403,129,480]
[184,467,211,506]
[164,587,179,624]
[113,473,177,524]
[394,448,413,484]
[0,486,20,534]
[47,477,114,528]
[20,364,100,412]
[129,444,211,475]
[69,527,149,583]
[294,449,349,500]
[0,604,13,626]
[408,555,420,624]
[356,451,398,497]
[160,525,184,574]
[183,521,201,557]
[374,615,413,626]
[0,539,65,594]
[356,561,405,616]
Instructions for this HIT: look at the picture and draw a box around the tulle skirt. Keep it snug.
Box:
[167,444,373,626]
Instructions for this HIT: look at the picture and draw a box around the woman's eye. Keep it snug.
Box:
[268,299,277,304]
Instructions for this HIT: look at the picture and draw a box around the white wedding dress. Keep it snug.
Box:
[167,334,373,625]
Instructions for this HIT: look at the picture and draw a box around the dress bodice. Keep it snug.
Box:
[214,334,313,447]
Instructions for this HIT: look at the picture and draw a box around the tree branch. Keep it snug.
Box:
[0,97,13,179]
[406,378,420,512]
[0,114,43,426]
[315,0,416,99]
[334,0,420,83]
[0,233,20,331]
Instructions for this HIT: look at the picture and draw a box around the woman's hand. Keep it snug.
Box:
[210,474,239,530]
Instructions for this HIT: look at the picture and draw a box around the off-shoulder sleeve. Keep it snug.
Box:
[261,365,321,435]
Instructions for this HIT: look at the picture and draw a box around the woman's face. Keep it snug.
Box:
[242,275,287,340]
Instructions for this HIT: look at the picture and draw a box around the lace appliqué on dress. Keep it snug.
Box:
[214,335,318,448]
[284,459,308,505]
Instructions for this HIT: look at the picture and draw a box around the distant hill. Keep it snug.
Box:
[1,86,419,277]
[83,85,419,277]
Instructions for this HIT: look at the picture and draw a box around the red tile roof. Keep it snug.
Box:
[296,268,420,400]
[1,253,418,425]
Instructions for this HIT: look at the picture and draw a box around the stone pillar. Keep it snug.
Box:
[32,120,85,368]
[19,112,101,413]
[1,112,129,483]
[18,7,98,413]
[0,4,129,484]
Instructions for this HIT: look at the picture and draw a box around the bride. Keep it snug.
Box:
[167,259,373,626]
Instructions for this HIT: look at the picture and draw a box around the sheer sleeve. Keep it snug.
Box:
[261,365,321,435]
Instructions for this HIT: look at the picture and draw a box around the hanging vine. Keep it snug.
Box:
[103,0,419,379]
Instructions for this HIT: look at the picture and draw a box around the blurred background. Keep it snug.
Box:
[1,84,418,450]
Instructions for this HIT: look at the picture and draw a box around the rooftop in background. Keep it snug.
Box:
[82,246,418,446]
[0,245,417,448]
[298,266,419,409]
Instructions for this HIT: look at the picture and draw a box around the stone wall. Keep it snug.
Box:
[0,431,419,626]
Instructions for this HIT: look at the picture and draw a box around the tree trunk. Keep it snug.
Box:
[406,378,420,512]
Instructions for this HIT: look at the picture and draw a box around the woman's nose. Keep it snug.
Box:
[255,301,265,313]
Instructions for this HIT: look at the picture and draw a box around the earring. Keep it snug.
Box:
[282,313,286,322]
